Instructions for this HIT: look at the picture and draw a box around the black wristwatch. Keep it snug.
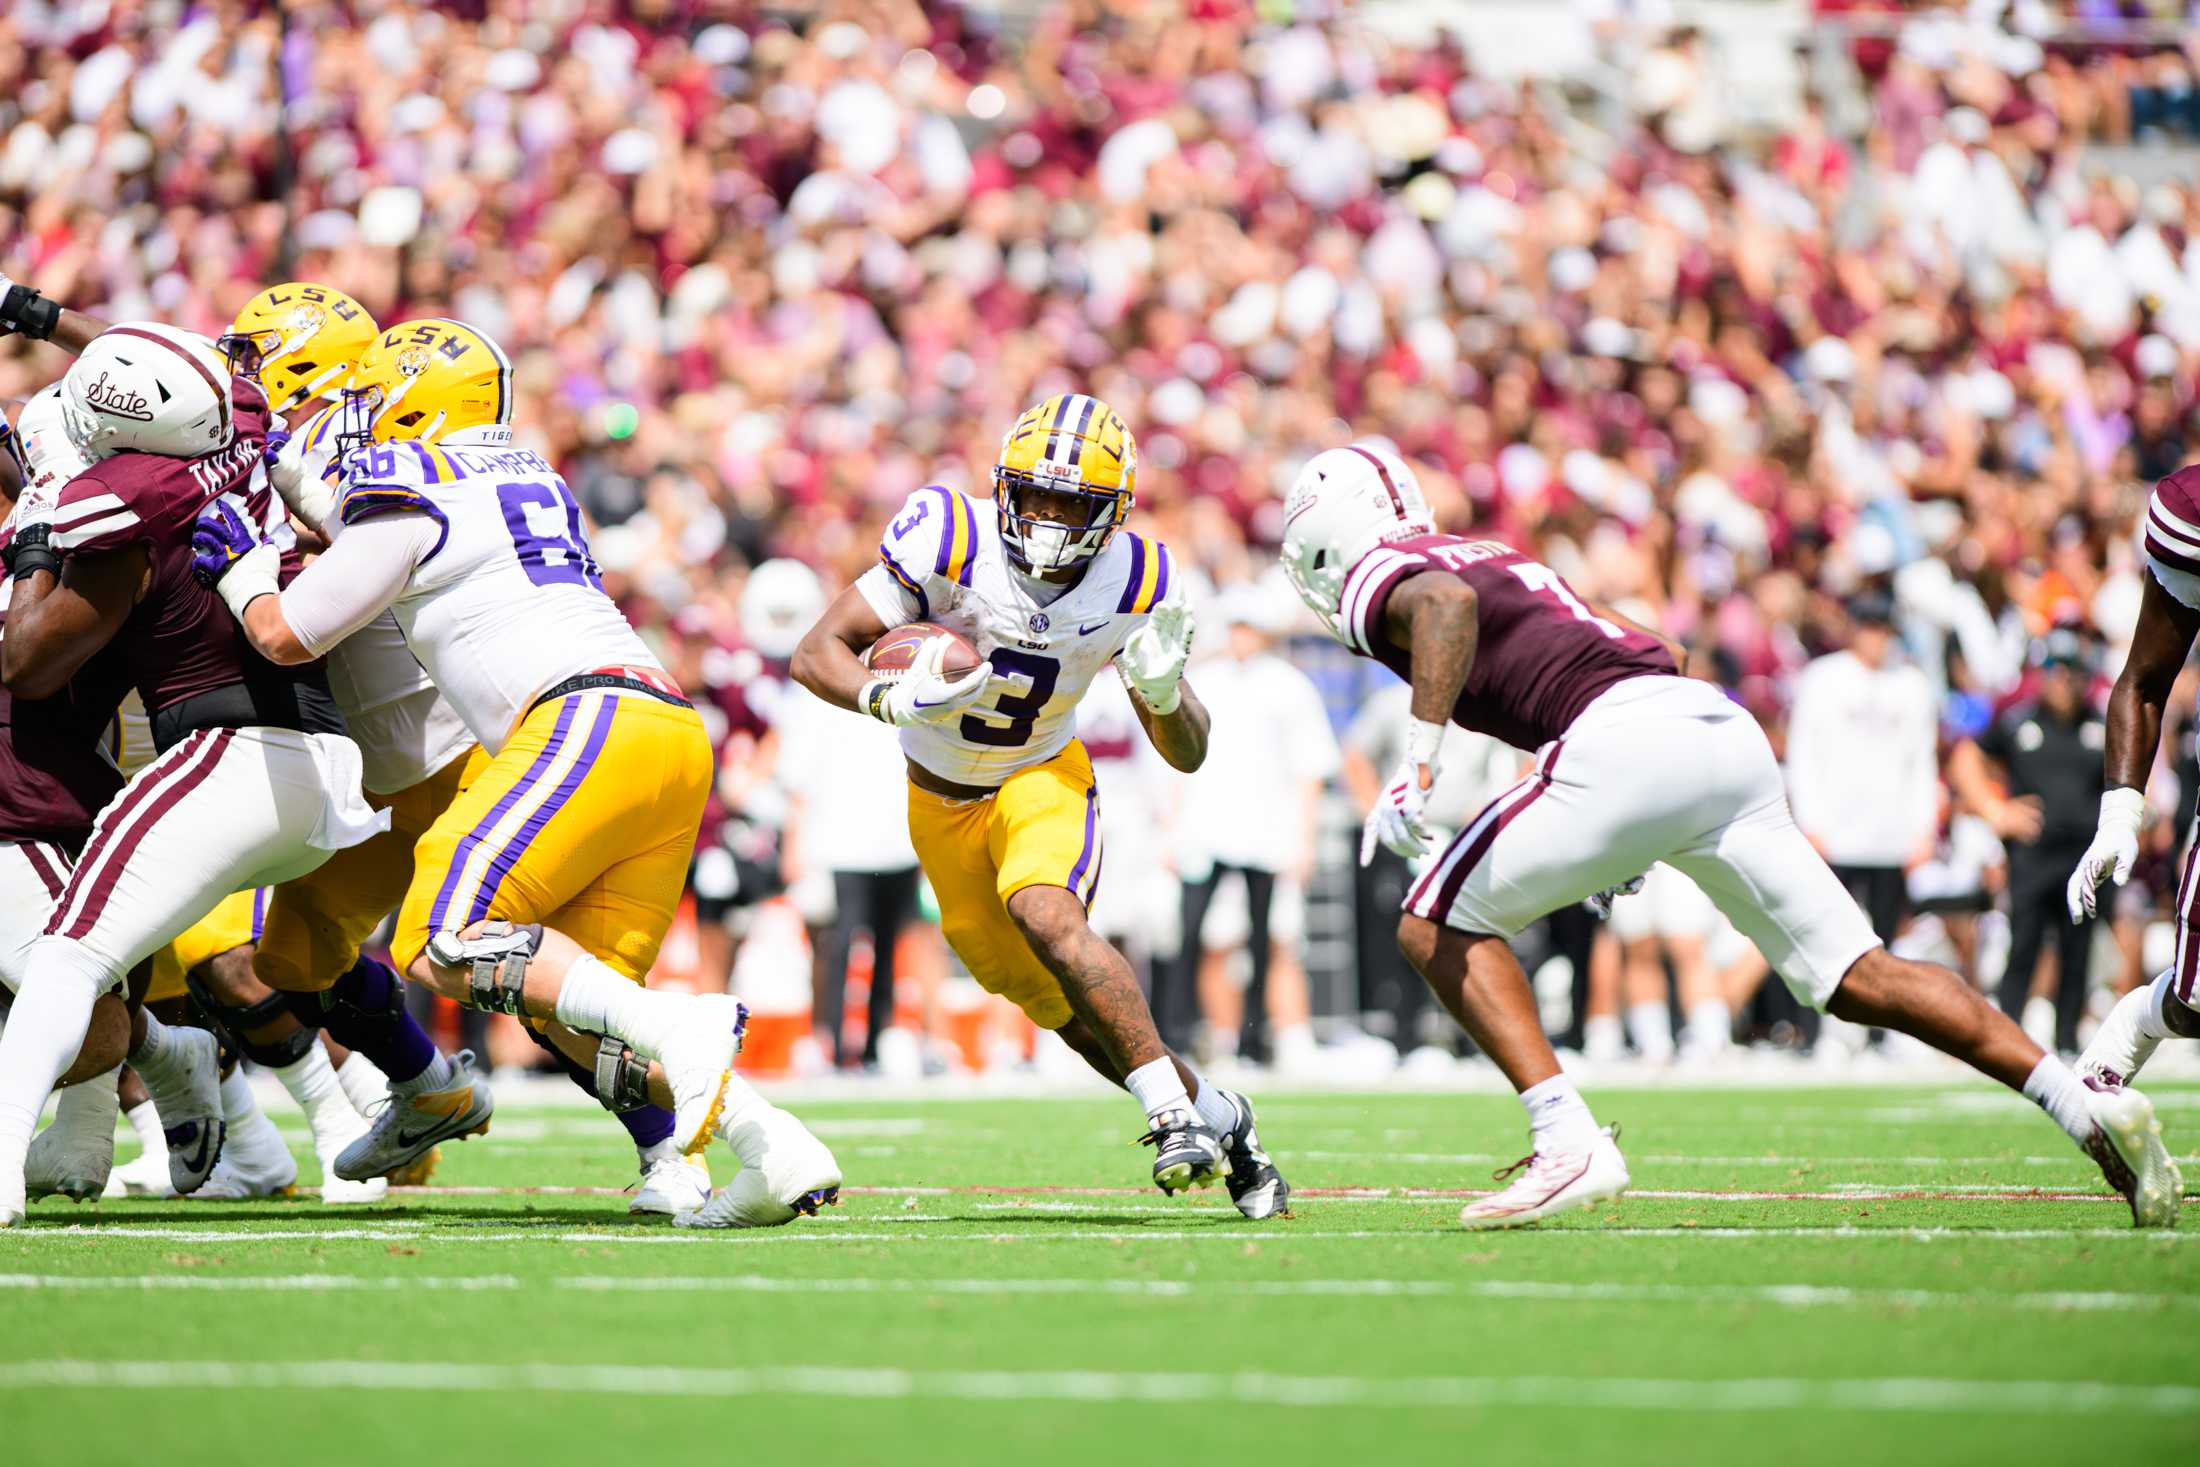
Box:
[3,522,60,581]
[0,284,61,342]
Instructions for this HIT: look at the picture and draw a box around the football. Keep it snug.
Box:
[863,622,982,679]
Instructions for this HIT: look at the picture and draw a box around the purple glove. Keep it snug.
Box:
[191,495,267,588]
[261,428,292,468]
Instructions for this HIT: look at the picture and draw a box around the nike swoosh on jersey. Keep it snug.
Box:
[1077,620,1110,635]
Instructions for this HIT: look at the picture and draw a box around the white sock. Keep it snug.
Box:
[1626,1001,1674,1060]
[47,1066,120,1139]
[1520,1073,1601,1152]
[124,1098,167,1163]
[2022,1055,2094,1145]
[274,1045,363,1152]
[0,939,109,1204]
[390,1047,456,1097]
[130,1008,177,1070]
[1180,1061,1239,1137]
[552,955,676,1057]
[1683,999,1731,1052]
[220,1068,286,1153]
[2137,974,2178,1041]
[1123,1055,1191,1123]
[335,1050,390,1113]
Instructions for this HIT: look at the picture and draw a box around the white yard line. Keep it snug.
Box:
[0,1359,2192,1416]
[3,1222,2191,1244]
[2,1273,2192,1314]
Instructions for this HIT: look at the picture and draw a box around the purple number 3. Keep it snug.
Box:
[891,498,929,540]
[497,479,602,590]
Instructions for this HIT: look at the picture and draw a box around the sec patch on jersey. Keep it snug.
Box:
[865,623,982,679]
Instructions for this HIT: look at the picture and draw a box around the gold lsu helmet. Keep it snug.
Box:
[219,282,379,414]
[338,317,514,449]
[992,392,1137,574]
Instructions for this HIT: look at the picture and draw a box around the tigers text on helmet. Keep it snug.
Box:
[220,281,379,416]
[992,393,1136,575]
[1280,444,1433,643]
[337,317,514,455]
[61,323,235,461]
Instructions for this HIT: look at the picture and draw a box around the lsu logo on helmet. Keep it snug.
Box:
[992,393,1137,574]
[220,282,378,414]
[339,318,514,450]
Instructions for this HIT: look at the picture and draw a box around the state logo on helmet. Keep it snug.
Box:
[220,282,379,416]
[338,317,514,452]
[1280,443,1434,642]
[992,393,1137,575]
[61,322,235,461]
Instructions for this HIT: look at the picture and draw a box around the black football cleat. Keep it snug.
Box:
[1141,1109,1228,1195]
[1215,1088,1290,1219]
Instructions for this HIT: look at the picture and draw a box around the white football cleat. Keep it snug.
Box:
[1459,1127,1631,1231]
[675,1107,840,1229]
[317,1159,389,1205]
[631,1142,711,1216]
[103,1147,177,1199]
[191,1143,299,1201]
[135,1026,226,1195]
[334,1051,493,1181]
[2078,986,2164,1093]
[2082,1083,2182,1230]
[659,994,750,1156]
[26,1078,119,1203]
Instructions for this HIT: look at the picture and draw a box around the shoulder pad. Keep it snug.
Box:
[1112,534,1173,614]
[2144,469,2200,585]
[47,466,145,554]
[879,485,979,596]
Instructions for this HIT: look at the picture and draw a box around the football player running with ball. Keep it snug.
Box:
[1282,443,2180,1230]
[196,318,838,1227]
[791,394,1289,1217]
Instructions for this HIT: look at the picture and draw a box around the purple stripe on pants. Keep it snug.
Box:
[429,697,580,933]
[464,695,620,926]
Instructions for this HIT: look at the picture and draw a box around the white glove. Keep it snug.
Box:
[1361,719,1446,866]
[2067,787,2144,922]
[1119,600,1194,714]
[860,635,993,728]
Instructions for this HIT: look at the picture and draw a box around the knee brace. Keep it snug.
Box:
[185,973,318,1068]
[519,1023,650,1113]
[426,921,542,1016]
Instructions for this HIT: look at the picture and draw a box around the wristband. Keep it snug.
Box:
[859,679,895,723]
[1404,718,1445,775]
[213,542,282,622]
[2098,786,2145,834]
[2,522,60,581]
[0,284,60,342]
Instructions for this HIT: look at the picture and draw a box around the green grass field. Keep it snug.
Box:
[3,1081,2197,1466]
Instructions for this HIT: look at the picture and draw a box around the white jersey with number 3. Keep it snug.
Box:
[854,485,1177,788]
[332,438,662,753]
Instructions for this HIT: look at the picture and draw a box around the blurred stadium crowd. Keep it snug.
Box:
[5,0,2200,1079]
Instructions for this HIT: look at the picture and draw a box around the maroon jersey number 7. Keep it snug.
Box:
[1340,534,1675,752]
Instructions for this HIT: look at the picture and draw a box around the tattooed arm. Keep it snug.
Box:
[1128,676,1210,773]
[1382,574,1480,726]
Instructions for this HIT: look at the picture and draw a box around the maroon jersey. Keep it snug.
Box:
[41,375,325,745]
[1340,534,1675,751]
[0,605,131,847]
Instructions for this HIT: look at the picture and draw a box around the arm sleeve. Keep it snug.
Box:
[277,511,438,658]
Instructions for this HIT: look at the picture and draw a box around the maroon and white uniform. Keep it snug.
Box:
[1340,534,1878,1007]
[2136,464,2200,1003]
[0,620,131,991]
[31,375,382,981]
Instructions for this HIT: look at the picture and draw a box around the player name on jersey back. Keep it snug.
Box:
[855,485,1173,789]
[1340,533,1675,752]
[335,439,664,752]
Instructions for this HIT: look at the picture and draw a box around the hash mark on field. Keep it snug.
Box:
[3,1273,2194,1316]
[370,1182,2182,1206]
[3,1360,2195,1416]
